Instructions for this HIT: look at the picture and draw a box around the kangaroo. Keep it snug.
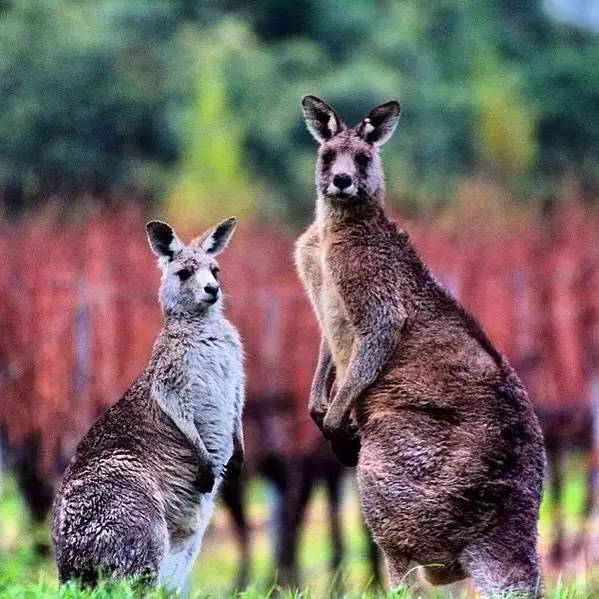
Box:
[52,218,244,592]
[295,95,546,597]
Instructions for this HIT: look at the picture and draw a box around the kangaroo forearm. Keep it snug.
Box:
[223,418,244,479]
[225,386,245,478]
[310,361,335,411]
[192,433,212,465]
[309,339,336,414]
[152,383,213,468]
[233,385,244,457]
[324,326,399,433]
[188,427,216,493]
[183,418,212,467]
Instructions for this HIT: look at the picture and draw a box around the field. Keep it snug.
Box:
[0,3,596,599]
[1,457,598,599]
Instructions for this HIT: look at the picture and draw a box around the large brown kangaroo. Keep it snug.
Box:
[295,95,546,597]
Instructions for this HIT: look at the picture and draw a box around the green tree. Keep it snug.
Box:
[166,21,257,225]
[0,0,186,212]
[1,0,597,218]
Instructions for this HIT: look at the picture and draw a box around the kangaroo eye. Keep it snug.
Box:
[355,152,370,167]
[176,268,192,281]
[321,151,334,165]
[211,266,220,279]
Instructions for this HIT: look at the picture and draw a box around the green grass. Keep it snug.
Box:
[0,578,415,599]
[1,578,599,599]
[1,456,598,597]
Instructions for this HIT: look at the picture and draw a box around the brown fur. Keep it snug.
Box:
[52,220,244,589]
[52,373,200,583]
[296,96,546,597]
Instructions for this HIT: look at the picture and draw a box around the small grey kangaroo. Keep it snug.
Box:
[52,218,244,592]
[295,95,545,597]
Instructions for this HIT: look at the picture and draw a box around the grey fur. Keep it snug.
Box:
[52,219,244,592]
[296,96,545,598]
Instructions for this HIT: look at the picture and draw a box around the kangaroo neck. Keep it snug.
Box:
[317,189,386,235]
[161,306,223,336]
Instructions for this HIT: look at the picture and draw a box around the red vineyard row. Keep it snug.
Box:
[0,202,597,471]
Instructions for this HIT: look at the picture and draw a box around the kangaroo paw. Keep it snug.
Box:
[196,467,216,494]
[222,454,243,480]
[328,426,361,467]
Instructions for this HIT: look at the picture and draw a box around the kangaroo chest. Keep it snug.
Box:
[296,224,355,382]
[186,335,242,467]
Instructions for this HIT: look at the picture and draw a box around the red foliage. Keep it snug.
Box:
[0,203,597,472]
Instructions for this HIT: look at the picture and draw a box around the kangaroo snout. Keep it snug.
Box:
[330,173,356,197]
[203,284,219,303]
[333,174,352,190]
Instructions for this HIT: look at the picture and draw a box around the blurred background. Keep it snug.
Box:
[0,0,598,596]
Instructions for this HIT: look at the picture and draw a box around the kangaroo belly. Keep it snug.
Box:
[158,538,198,592]
[159,495,215,591]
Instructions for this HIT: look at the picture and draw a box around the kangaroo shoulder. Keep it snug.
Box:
[294,222,322,283]
[295,221,320,252]
[218,320,244,368]
[147,332,191,408]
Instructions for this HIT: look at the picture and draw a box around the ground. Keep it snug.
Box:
[0,456,598,598]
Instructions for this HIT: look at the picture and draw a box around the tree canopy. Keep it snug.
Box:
[0,0,597,220]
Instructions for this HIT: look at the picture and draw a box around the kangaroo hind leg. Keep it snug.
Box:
[461,527,543,598]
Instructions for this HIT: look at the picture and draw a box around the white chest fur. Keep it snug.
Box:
[151,315,244,592]
[187,329,243,467]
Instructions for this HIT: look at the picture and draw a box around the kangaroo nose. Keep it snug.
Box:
[333,174,352,190]
[204,285,219,297]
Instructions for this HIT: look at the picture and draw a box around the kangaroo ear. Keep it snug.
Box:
[146,221,182,261]
[199,217,237,255]
[357,100,401,146]
[301,95,344,143]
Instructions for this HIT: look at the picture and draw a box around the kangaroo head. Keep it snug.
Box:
[146,217,236,316]
[302,95,400,203]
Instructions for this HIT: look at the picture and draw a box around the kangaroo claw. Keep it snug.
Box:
[196,468,215,494]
